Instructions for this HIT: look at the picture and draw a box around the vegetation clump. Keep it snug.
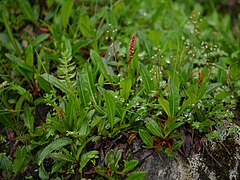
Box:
[0,0,239,179]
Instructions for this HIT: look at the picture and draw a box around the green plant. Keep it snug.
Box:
[96,149,145,180]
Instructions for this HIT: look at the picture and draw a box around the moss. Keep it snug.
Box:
[201,137,240,179]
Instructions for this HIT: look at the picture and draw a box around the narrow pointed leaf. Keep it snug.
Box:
[104,90,116,130]
[158,97,171,117]
[37,138,72,165]
[145,118,164,138]
[40,73,68,93]
[60,0,74,29]
[139,63,153,94]
[139,129,153,147]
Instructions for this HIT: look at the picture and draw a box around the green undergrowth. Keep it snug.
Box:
[0,0,239,179]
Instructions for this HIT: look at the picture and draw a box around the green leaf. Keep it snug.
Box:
[60,0,74,29]
[172,140,184,151]
[84,63,97,105]
[0,107,15,130]
[90,50,113,82]
[168,75,180,118]
[158,97,171,117]
[32,34,50,46]
[12,147,27,175]
[145,118,164,139]
[40,73,68,93]
[165,148,175,157]
[6,53,34,72]
[164,120,184,137]
[197,79,208,100]
[122,160,139,173]
[104,90,116,130]
[37,138,72,165]
[23,103,34,132]
[17,0,38,23]
[139,129,153,147]
[120,78,132,100]
[51,161,66,174]
[77,70,91,107]
[126,171,146,180]
[208,104,223,117]
[205,83,222,94]
[2,13,21,56]
[78,11,95,38]
[79,120,90,140]
[79,150,99,174]
[139,63,153,94]
[177,98,191,117]
[39,164,49,180]
[50,152,75,162]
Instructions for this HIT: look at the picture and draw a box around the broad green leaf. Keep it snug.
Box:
[2,13,21,56]
[64,95,79,130]
[37,138,72,165]
[50,152,75,162]
[164,121,184,137]
[104,90,116,130]
[177,98,191,117]
[90,50,113,82]
[51,161,66,174]
[77,71,91,107]
[172,140,184,150]
[25,44,33,66]
[23,103,34,132]
[165,148,175,157]
[0,154,12,176]
[32,34,50,46]
[79,120,90,140]
[60,0,74,29]
[146,118,164,139]
[208,104,223,117]
[12,147,27,175]
[158,97,171,117]
[126,171,146,180]
[122,160,139,173]
[168,75,180,118]
[139,129,153,147]
[6,53,34,72]
[205,83,221,94]
[84,63,97,105]
[0,108,16,130]
[120,78,132,100]
[79,150,99,174]
[139,63,153,94]
[197,79,208,100]
[78,11,95,38]
[15,92,30,121]
[40,73,68,93]
[17,0,38,23]
[39,164,49,180]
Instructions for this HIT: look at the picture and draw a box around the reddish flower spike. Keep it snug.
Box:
[59,108,64,121]
[128,34,137,65]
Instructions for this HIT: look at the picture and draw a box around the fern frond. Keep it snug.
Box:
[57,36,76,90]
